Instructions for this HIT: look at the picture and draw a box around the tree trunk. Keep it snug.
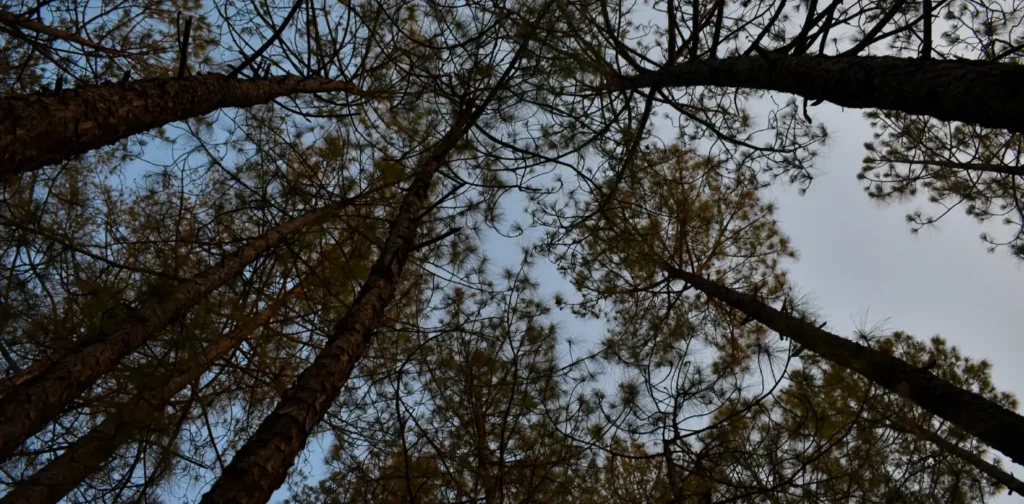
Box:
[605,55,1024,134]
[466,356,500,504]
[664,267,1024,466]
[890,417,1024,497]
[0,202,342,462]
[196,110,474,504]
[0,347,70,401]
[0,74,366,176]
[197,16,543,500]
[0,283,301,504]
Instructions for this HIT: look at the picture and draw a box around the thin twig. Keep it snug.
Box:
[411,227,462,252]
[0,9,129,57]
[226,0,305,80]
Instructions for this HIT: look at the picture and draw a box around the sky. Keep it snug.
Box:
[16,2,1024,501]
[23,75,1022,504]
[449,100,1024,503]
[765,103,1024,501]
[266,101,1024,501]
[773,104,1024,414]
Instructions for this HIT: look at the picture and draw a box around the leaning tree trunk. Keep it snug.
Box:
[890,417,1024,496]
[196,17,544,502]
[665,267,1024,466]
[0,74,366,176]
[466,358,501,504]
[196,109,473,504]
[0,201,345,462]
[0,281,304,504]
[605,55,1024,134]
[0,347,70,401]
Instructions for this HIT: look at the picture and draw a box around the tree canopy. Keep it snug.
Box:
[1,0,1023,502]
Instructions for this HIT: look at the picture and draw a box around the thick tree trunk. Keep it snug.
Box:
[0,283,301,504]
[0,202,341,462]
[0,74,366,176]
[197,16,543,500]
[196,111,473,504]
[664,267,1024,466]
[0,348,68,401]
[605,55,1024,134]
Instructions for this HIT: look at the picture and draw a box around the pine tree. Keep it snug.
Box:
[543,138,1024,499]
[291,256,591,504]
[0,197,357,461]
[666,267,1024,466]
[0,218,385,503]
[2,0,1024,501]
[682,332,1019,502]
[563,0,1024,257]
[606,56,1024,134]
[196,2,559,500]
[0,74,369,176]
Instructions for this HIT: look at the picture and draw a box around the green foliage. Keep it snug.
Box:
[1,0,1023,501]
[861,110,1024,258]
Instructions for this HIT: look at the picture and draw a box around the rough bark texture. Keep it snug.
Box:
[0,74,365,176]
[197,12,544,498]
[0,204,338,462]
[607,55,1024,133]
[665,267,1024,466]
[0,349,66,401]
[0,284,301,504]
[197,113,473,504]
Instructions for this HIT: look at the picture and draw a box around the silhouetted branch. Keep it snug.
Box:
[226,0,305,80]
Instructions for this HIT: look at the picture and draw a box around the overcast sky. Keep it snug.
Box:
[217,4,1024,499]
[775,104,1024,408]
[768,104,1024,501]
[442,101,1024,503]
[161,98,1024,502]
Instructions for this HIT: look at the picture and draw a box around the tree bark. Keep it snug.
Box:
[0,202,342,462]
[0,283,301,504]
[466,357,500,504]
[664,267,1024,466]
[0,348,68,401]
[196,109,475,504]
[0,74,367,176]
[604,55,1024,134]
[196,13,544,499]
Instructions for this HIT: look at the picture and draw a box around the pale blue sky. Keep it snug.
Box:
[767,103,1024,501]
[266,102,1024,501]
[13,1,1024,500]
[71,86,1024,504]
[174,0,1024,495]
